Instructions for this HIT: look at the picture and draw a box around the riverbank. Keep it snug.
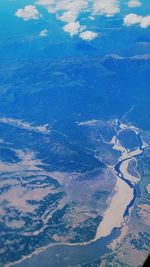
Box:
[10,121,145,267]
[95,121,144,241]
[94,176,133,239]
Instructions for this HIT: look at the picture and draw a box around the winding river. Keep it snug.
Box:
[12,121,145,267]
[94,121,144,240]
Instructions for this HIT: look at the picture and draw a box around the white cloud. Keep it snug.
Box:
[36,0,88,19]
[79,30,98,41]
[124,13,142,26]
[15,5,41,21]
[140,16,150,28]
[124,13,150,28]
[14,1,150,41]
[16,1,140,41]
[93,0,120,17]
[36,0,53,7]
[35,0,120,39]
[39,29,48,37]
[63,21,81,36]
[58,9,79,23]
[127,0,142,8]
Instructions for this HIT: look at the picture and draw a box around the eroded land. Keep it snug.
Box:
[0,116,150,267]
[0,117,115,266]
[99,128,150,267]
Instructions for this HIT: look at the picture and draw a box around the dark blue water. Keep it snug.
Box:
[114,129,144,218]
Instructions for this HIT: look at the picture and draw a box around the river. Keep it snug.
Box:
[11,121,145,267]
